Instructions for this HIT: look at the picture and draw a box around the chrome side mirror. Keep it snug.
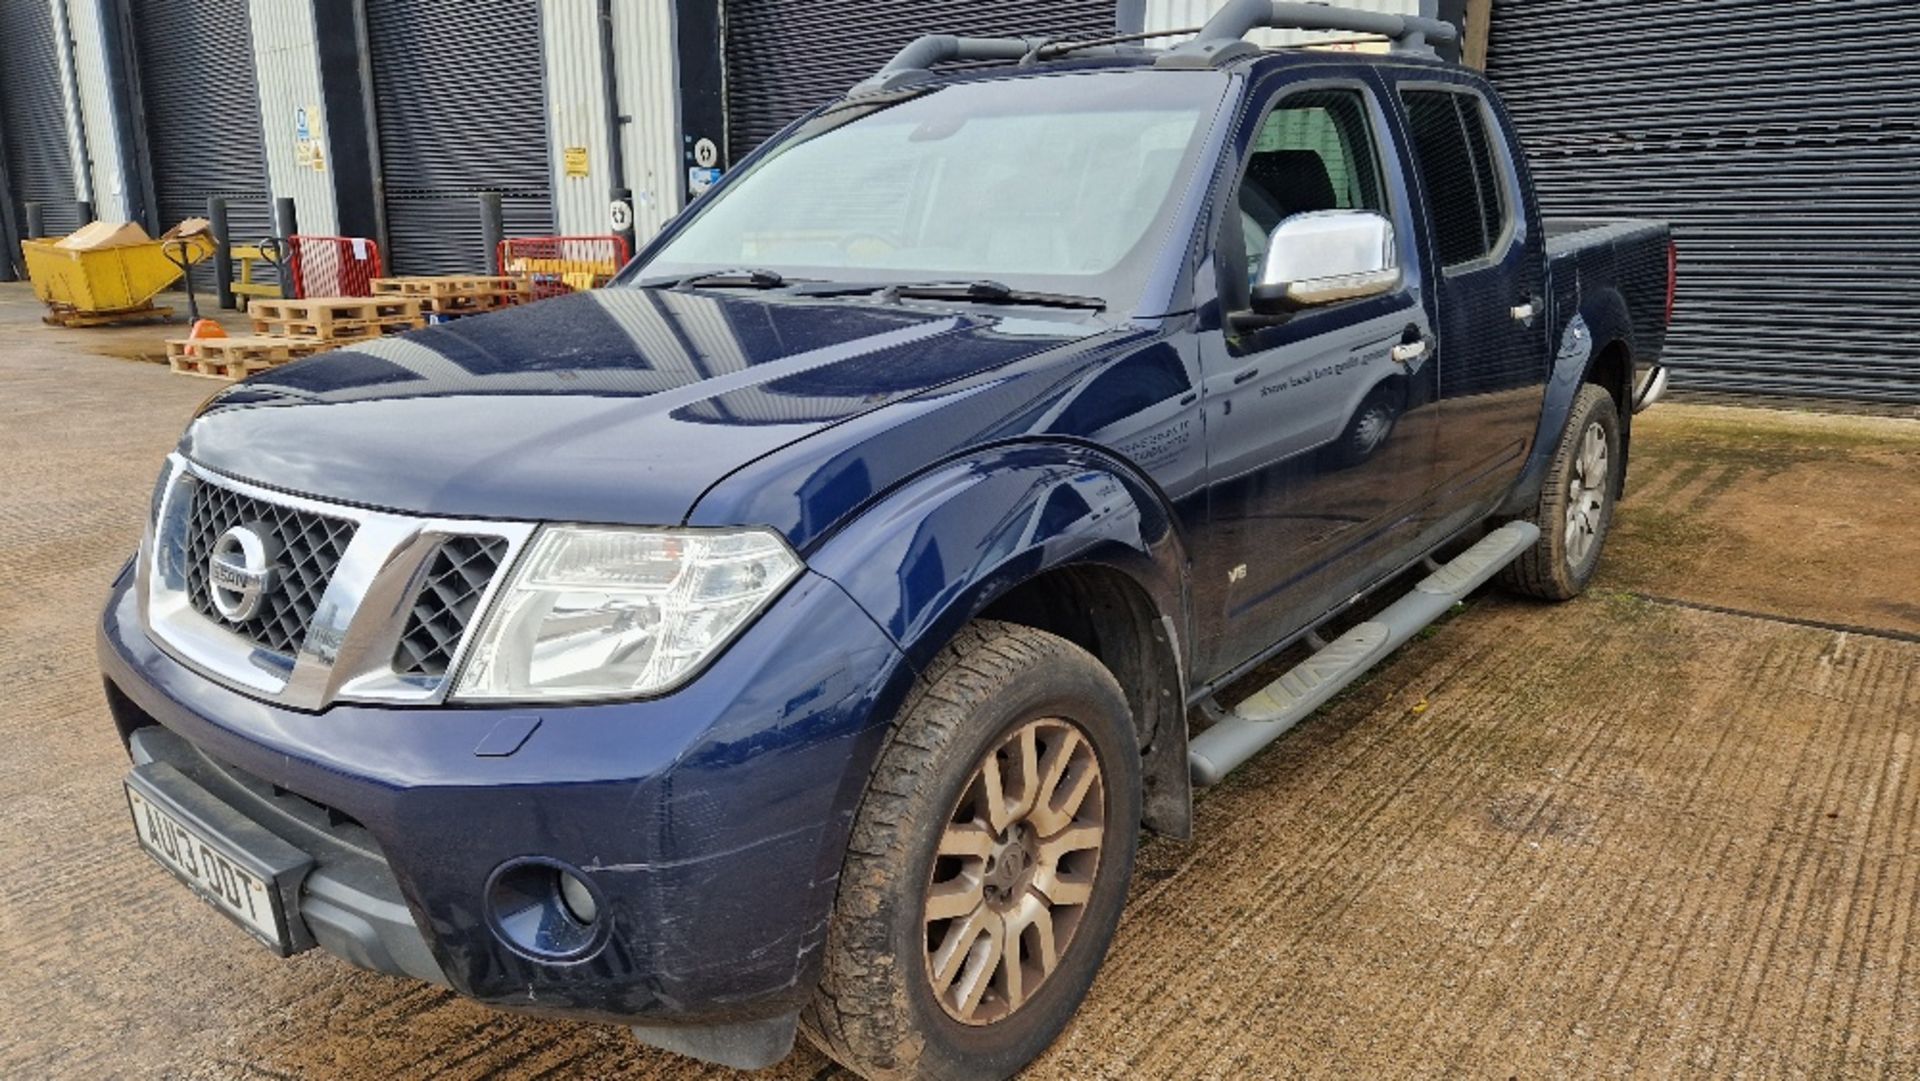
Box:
[1252,210,1400,314]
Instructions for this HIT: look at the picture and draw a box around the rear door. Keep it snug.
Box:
[1192,75,1442,680]
[1390,80,1551,517]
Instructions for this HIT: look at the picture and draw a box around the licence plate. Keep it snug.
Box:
[126,782,289,950]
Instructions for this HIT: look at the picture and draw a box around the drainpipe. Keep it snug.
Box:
[598,0,635,251]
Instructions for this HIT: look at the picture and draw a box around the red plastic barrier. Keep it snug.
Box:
[288,235,384,298]
[497,235,632,301]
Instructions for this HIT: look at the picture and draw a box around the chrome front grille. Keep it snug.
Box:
[140,457,535,710]
[392,535,509,678]
[183,481,358,659]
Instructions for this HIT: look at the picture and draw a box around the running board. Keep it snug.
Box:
[1188,521,1541,787]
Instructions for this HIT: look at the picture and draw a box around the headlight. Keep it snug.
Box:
[452,526,802,702]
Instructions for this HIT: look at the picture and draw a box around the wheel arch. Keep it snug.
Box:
[1498,290,1639,517]
[808,440,1195,838]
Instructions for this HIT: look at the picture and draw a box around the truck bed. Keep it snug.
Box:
[1543,217,1667,259]
[1543,216,1673,370]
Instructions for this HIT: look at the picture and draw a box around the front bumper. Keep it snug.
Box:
[98,562,911,1028]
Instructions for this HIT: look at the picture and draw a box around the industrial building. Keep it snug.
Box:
[2,0,1914,403]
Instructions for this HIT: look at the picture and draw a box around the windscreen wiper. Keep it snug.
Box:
[880,280,1106,311]
[672,268,790,290]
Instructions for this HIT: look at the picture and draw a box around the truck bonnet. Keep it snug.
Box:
[180,288,1096,527]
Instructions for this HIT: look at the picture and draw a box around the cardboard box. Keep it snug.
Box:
[162,217,214,242]
[55,220,153,251]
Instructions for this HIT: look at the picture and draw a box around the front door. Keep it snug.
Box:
[1193,80,1442,680]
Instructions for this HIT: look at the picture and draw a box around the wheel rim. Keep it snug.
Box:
[922,717,1106,1026]
[1564,421,1611,569]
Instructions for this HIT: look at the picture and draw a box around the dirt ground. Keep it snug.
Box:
[2,281,1918,1078]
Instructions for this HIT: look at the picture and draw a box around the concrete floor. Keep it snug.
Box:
[2,280,1917,1078]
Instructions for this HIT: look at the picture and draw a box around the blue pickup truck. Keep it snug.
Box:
[100,4,1674,1078]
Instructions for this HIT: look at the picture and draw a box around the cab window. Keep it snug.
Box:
[1235,88,1388,287]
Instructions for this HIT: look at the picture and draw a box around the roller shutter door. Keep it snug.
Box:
[366,0,553,275]
[130,0,274,290]
[1486,0,1920,405]
[722,0,1123,164]
[2,0,82,239]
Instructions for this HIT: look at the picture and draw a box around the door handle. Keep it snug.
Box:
[1391,340,1428,365]
[1232,368,1260,386]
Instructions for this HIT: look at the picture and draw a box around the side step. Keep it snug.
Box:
[1188,521,1541,787]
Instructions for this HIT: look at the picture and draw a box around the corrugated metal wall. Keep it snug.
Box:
[1487,0,1920,405]
[720,0,1124,165]
[2,0,84,237]
[129,0,274,288]
[366,0,552,274]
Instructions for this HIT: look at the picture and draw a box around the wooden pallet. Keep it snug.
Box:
[247,296,424,338]
[165,336,331,380]
[249,317,390,341]
[371,275,529,314]
[43,303,174,328]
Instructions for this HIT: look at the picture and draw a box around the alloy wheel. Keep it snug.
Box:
[1564,420,1611,568]
[923,717,1106,1026]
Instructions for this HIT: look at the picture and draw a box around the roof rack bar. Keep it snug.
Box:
[856,35,1050,92]
[1158,0,1459,67]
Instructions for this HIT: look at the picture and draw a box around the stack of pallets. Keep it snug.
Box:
[247,296,426,342]
[165,296,426,381]
[370,275,530,318]
[165,337,333,381]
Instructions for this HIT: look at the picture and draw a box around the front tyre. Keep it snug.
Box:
[803,621,1141,1081]
[1503,383,1623,601]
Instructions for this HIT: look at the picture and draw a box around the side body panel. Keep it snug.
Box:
[805,443,1189,675]
[692,326,1208,659]
[1500,218,1673,514]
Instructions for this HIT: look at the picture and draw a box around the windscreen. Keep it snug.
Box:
[642,70,1229,310]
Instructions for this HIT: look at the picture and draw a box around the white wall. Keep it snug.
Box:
[613,0,682,241]
[62,0,129,219]
[248,0,338,234]
[541,0,682,242]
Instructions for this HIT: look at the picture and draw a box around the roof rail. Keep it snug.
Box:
[1157,0,1459,68]
[852,33,1156,93]
[849,4,1458,94]
[857,35,1046,92]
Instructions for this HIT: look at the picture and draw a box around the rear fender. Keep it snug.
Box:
[1499,289,1633,516]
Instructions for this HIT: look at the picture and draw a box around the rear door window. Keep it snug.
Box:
[1400,89,1507,268]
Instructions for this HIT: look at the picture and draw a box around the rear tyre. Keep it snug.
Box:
[1502,383,1622,601]
[802,621,1141,1081]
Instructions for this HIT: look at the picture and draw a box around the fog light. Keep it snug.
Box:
[484,859,608,961]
